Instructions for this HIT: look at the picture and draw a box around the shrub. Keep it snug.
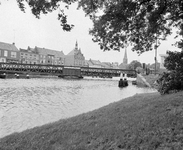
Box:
[157,50,183,94]
[157,71,183,95]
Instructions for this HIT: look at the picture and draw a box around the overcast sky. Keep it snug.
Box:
[0,0,180,64]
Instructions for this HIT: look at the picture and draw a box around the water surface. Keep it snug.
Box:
[0,78,156,138]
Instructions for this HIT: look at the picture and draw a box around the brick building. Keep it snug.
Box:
[65,41,85,67]
[0,42,20,63]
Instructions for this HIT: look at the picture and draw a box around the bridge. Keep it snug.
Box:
[0,63,136,78]
[81,66,136,78]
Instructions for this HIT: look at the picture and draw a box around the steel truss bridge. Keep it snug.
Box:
[0,63,136,77]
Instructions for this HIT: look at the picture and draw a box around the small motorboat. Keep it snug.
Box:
[0,73,6,79]
[132,80,137,85]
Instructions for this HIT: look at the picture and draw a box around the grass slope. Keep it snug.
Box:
[1,92,183,150]
[142,74,159,89]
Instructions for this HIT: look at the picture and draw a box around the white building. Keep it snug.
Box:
[159,54,168,69]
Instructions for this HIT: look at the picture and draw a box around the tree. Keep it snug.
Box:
[136,66,144,74]
[157,51,183,94]
[164,50,183,72]
[2,0,183,53]
[15,0,77,31]
[84,0,183,53]
[128,60,142,70]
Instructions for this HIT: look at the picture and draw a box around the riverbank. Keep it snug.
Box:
[1,91,183,149]
[142,74,159,89]
[135,74,160,89]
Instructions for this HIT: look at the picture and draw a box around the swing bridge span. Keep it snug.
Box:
[0,63,136,78]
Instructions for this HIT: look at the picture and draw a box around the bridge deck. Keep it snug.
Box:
[0,63,136,77]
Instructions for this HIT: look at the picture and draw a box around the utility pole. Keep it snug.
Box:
[154,34,158,75]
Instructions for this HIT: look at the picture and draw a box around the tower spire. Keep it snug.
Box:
[123,48,128,64]
[75,40,78,50]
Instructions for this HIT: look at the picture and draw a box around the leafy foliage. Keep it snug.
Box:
[2,0,183,53]
[128,60,142,70]
[157,71,183,94]
[16,0,76,31]
[136,66,144,74]
[81,0,183,53]
[158,51,183,94]
[164,51,183,72]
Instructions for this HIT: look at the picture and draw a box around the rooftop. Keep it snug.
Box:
[0,42,19,51]
[35,46,65,57]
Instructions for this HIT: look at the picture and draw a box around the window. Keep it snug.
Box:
[11,52,17,58]
[0,58,6,62]
[4,50,8,57]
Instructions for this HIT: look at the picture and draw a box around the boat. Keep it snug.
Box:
[132,80,137,85]
[118,78,128,88]
[0,73,6,79]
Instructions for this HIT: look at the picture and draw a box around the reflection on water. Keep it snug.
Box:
[0,78,156,138]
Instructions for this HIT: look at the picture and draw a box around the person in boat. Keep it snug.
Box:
[124,78,128,86]
[118,78,124,87]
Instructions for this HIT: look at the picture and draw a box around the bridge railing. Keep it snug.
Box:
[81,66,136,74]
[0,63,64,75]
[0,62,136,77]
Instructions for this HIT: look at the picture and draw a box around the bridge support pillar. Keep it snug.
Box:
[120,72,127,79]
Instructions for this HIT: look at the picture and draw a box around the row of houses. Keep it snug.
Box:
[0,41,119,69]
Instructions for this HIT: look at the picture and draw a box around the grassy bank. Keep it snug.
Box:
[142,74,159,88]
[1,91,183,150]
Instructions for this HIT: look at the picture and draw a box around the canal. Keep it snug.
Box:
[0,77,156,138]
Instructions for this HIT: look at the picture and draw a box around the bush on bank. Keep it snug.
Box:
[157,71,183,94]
[157,50,183,95]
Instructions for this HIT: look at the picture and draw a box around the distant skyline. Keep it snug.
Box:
[0,0,180,64]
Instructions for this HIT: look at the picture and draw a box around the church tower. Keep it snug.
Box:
[123,48,128,64]
[75,41,78,50]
